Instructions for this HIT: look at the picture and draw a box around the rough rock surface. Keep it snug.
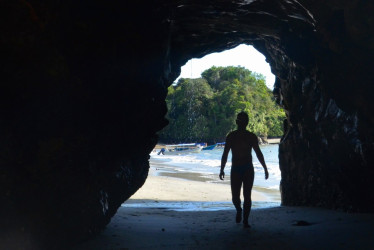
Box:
[0,0,373,247]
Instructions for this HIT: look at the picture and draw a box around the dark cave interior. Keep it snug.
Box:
[0,0,373,247]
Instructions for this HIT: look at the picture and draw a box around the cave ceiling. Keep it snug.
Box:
[166,0,317,83]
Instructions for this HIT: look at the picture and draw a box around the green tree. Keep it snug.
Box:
[159,66,285,143]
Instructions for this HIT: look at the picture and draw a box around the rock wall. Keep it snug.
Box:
[0,0,373,247]
[277,1,374,211]
[0,1,169,247]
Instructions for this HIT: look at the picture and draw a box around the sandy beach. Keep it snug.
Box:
[73,161,374,249]
[129,165,277,203]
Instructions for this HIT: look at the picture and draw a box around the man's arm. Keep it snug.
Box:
[219,137,231,180]
[253,141,269,180]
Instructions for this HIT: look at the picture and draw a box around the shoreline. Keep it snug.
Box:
[130,161,281,204]
[153,138,281,151]
[266,137,281,144]
[130,168,273,203]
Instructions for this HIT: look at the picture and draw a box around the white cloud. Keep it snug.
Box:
[176,44,275,89]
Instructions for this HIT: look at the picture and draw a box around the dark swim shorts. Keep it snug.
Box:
[231,164,254,175]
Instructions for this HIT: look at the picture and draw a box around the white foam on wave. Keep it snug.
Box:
[122,200,280,211]
[150,144,281,191]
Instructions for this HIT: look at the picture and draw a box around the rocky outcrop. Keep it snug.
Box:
[0,0,373,247]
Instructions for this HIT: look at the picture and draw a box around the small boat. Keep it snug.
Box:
[202,144,216,150]
[160,143,203,155]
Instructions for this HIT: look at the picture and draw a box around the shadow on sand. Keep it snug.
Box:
[73,204,374,249]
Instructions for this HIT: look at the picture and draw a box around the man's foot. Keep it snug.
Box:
[236,209,242,223]
[243,222,251,228]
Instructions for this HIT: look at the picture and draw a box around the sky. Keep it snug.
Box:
[175,44,275,89]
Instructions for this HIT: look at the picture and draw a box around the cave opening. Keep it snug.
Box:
[162,0,319,210]
[142,43,283,207]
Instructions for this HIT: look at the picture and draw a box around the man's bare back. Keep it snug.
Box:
[219,111,269,228]
[226,130,257,167]
[221,129,269,175]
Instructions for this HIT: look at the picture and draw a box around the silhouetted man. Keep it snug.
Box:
[220,111,269,228]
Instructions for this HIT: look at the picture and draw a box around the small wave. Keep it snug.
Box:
[150,145,281,191]
[122,200,280,211]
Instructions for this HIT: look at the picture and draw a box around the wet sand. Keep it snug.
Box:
[130,165,278,203]
[137,159,281,203]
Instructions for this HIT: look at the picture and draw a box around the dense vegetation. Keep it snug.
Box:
[159,66,285,143]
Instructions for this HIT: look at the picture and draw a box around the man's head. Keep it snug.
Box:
[236,111,249,128]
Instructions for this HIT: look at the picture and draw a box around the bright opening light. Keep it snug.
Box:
[175,44,275,89]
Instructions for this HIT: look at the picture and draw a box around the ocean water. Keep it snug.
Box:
[150,144,281,193]
[123,200,281,211]
[125,144,281,211]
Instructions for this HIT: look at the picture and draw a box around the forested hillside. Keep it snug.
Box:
[159,66,285,143]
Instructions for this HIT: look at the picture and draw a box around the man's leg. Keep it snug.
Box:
[230,172,243,223]
[242,169,254,227]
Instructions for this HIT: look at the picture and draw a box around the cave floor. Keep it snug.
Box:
[73,205,374,249]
